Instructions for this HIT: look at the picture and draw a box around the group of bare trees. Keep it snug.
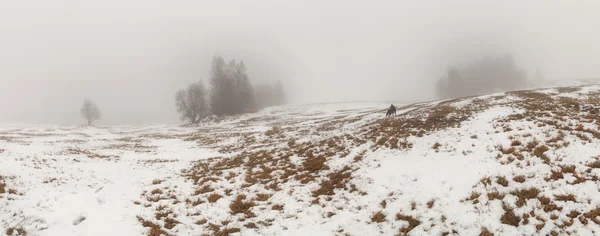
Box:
[175,56,287,124]
[78,56,286,126]
[435,54,529,99]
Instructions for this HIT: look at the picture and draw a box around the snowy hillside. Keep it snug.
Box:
[3,85,600,235]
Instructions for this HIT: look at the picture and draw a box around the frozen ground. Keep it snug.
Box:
[3,84,600,235]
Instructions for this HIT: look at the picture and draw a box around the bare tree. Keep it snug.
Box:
[81,99,101,125]
[175,81,209,124]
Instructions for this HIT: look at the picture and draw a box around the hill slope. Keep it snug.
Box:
[2,86,600,235]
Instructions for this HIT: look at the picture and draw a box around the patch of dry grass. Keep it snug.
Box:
[5,226,27,236]
[554,194,576,202]
[0,176,6,194]
[371,211,387,223]
[137,216,172,236]
[229,194,256,217]
[427,199,435,209]
[496,176,509,187]
[501,207,521,227]
[396,213,421,234]
[207,193,223,203]
[512,175,526,183]
[512,187,541,208]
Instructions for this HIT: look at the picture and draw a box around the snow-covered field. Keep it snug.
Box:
[3,85,600,236]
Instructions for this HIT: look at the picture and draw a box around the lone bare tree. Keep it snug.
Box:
[175,81,209,124]
[81,99,101,125]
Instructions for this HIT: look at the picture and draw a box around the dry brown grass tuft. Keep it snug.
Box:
[480,227,494,236]
[487,191,505,201]
[195,185,215,195]
[548,170,564,181]
[255,193,271,202]
[501,146,515,155]
[512,187,540,208]
[163,217,180,229]
[554,194,576,202]
[5,226,27,236]
[312,166,352,198]
[244,222,258,228]
[560,165,576,174]
[271,204,284,211]
[207,193,223,203]
[533,145,549,158]
[583,207,600,225]
[137,216,172,236]
[567,210,581,219]
[152,179,164,185]
[265,126,283,136]
[512,175,526,183]
[427,199,436,209]
[396,213,421,234]
[496,176,509,187]
[588,160,600,169]
[302,156,329,172]
[150,188,163,195]
[229,194,256,217]
[371,211,387,223]
[195,219,207,225]
[0,177,6,194]
[42,177,58,184]
[501,208,521,227]
[538,196,563,213]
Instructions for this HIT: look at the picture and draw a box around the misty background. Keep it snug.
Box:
[1,0,600,125]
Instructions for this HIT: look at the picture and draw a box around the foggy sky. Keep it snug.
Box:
[2,0,600,125]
